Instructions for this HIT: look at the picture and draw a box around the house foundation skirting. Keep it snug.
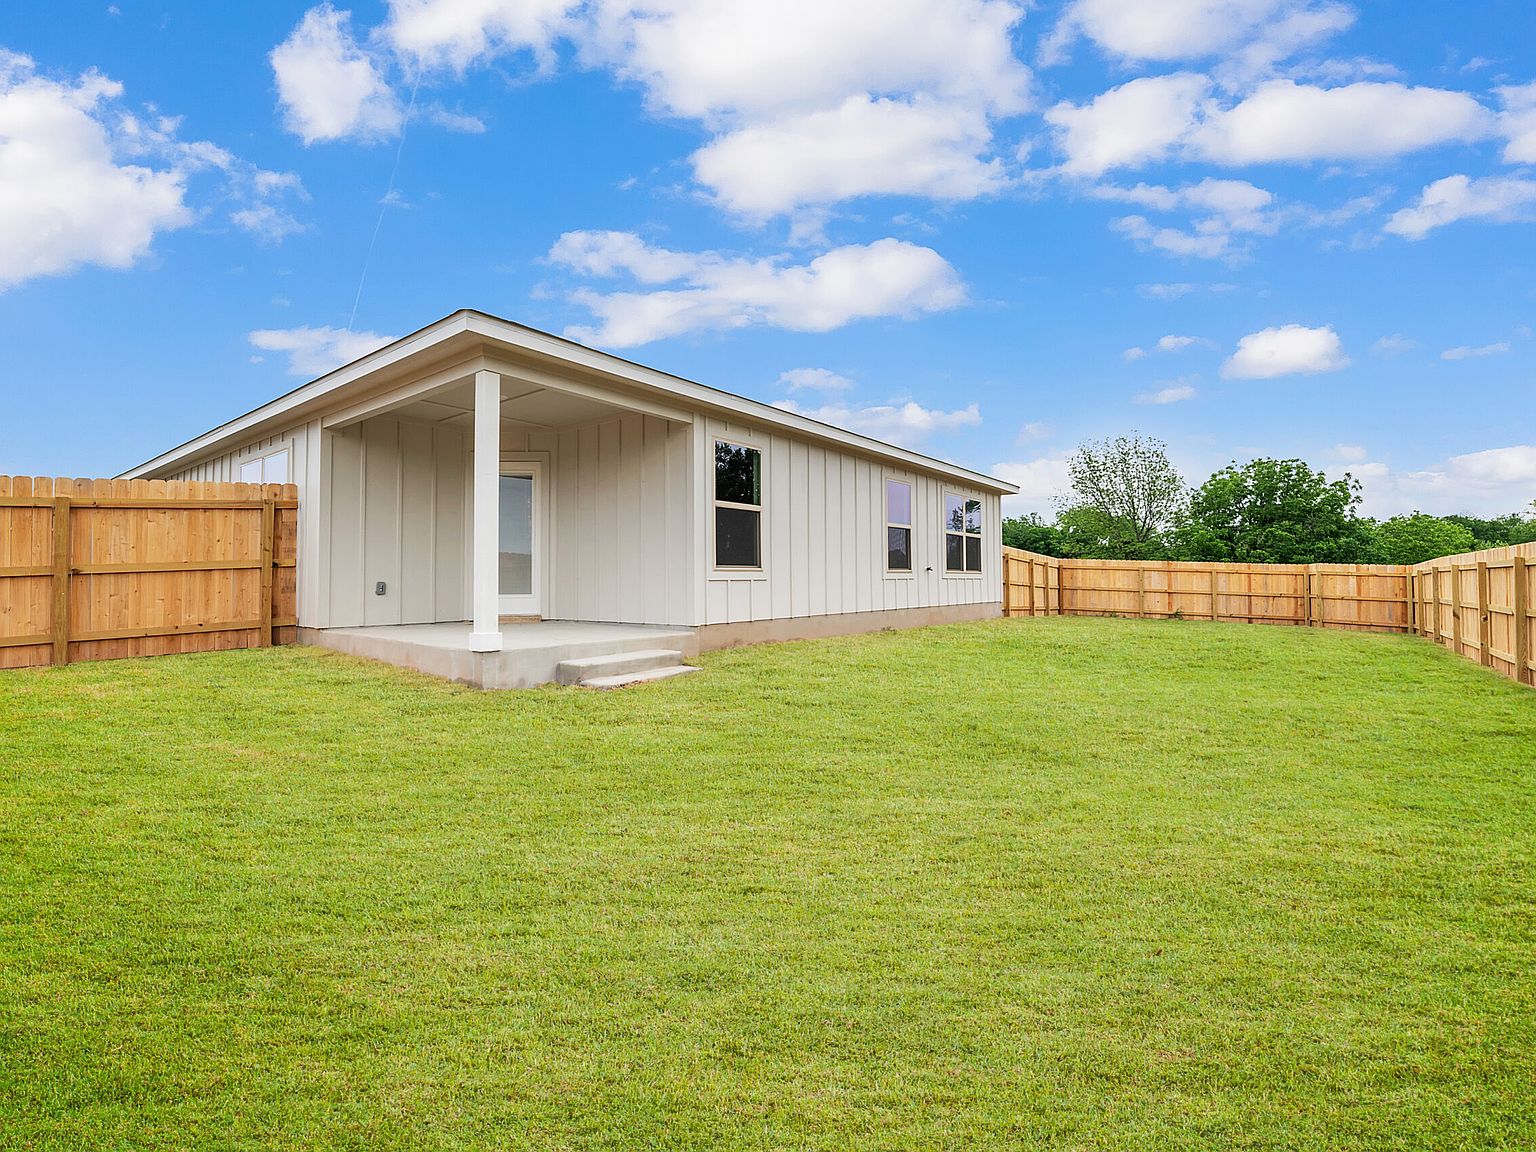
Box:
[696,601,1001,651]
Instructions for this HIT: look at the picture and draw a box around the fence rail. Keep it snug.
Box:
[0,476,298,670]
[1004,545,1534,689]
[1410,544,1534,687]
[1003,551,1409,631]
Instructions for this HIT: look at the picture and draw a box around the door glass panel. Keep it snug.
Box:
[499,474,534,596]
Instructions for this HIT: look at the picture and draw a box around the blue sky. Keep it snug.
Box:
[1,0,1533,516]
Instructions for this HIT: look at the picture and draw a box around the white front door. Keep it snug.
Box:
[497,464,543,617]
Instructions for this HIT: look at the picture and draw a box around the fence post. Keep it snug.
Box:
[1514,556,1530,687]
[1137,565,1147,619]
[1477,561,1492,667]
[258,499,276,648]
[1450,565,1463,657]
[1209,570,1219,622]
[1405,571,1416,634]
[51,496,71,666]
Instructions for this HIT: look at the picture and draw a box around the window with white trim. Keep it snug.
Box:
[714,440,762,568]
[239,447,290,485]
[945,493,983,573]
[886,478,912,572]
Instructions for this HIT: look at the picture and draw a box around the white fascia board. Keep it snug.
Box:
[121,308,1018,495]
[464,313,1018,495]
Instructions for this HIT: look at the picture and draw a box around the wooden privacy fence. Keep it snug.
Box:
[1411,544,1534,688]
[0,476,298,670]
[1003,549,1410,631]
[1004,544,1535,689]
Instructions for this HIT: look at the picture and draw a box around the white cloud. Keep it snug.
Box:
[1360,445,1536,517]
[1158,334,1201,351]
[1372,333,1415,356]
[0,51,302,290]
[1499,82,1536,163]
[1114,215,1233,259]
[1331,442,1367,462]
[1122,346,1148,361]
[1050,77,1492,176]
[1441,342,1511,360]
[384,0,576,72]
[1221,323,1349,378]
[691,94,1006,218]
[1135,382,1198,404]
[1016,421,1051,444]
[1195,79,1492,164]
[272,0,1032,218]
[1384,174,1536,240]
[778,367,854,392]
[991,456,1071,515]
[1041,0,1350,71]
[0,54,188,288]
[1046,72,1210,176]
[548,232,967,346]
[272,5,403,144]
[248,325,396,376]
[773,398,980,446]
[585,0,1030,123]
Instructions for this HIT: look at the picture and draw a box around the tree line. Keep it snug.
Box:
[1003,435,1536,566]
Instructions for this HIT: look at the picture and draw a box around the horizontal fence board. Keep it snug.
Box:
[0,476,299,671]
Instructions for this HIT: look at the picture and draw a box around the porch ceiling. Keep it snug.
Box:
[391,379,633,432]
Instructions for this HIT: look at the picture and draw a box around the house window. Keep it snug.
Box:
[239,447,289,485]
[945,494,983,573]
[714,440,761,568]
[886,478,913,572]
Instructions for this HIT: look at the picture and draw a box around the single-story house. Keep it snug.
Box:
[124,310,1018,687]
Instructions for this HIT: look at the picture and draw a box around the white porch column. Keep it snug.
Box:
[469,368,503,652]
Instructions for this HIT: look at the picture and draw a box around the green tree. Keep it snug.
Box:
[1001,514,1065,556]
[1442,513,1536,551]
[1177,458,1376,564]
[1373,513,1476,565]
[1058,434,1186,559]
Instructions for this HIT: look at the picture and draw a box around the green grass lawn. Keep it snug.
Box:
[1,618,1533,1151]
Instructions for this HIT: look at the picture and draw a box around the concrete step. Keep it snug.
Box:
[555,648,687,686]
[580,664,701,690]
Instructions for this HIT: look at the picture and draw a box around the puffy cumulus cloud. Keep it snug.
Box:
[584,0,1030,123]
[1385,174,1536,240]
[271,4,403,144]
[1046,73,1211,176]
[273,0,1031,220]
[991,456,1072,515]
[1499,82,1536,163]
[691,95,1006,218]
[1049,77,1492,176]
[0,51,302,290]
[1193,79,1493,164]
[1221,323,1349,378]
[1040,0,1352,73]
[547,232,967,347]
[248,325,396,377]
[1331,443,1368,462]
[1441,342,1510,360]
[384,0,576,72]
[777,368,854,393]
[773,398,980,446]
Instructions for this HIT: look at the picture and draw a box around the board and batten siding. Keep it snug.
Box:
[549,412,693,627]
[167,418,324,628]
[699,417,1002,627]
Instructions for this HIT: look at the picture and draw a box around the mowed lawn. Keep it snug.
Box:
[1,619,1533,1151]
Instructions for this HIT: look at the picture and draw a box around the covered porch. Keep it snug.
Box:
[314,347,698,651]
